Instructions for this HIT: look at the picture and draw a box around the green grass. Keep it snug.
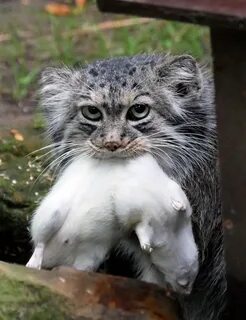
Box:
[0,1,210,103]
[0,272,70,320]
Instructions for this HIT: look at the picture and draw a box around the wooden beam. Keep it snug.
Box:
[211,27,246,320]
[97,0,246,29]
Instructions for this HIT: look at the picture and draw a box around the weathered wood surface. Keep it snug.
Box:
[0,261,179,320]
[211,27,246,319]
[97,0,246,29]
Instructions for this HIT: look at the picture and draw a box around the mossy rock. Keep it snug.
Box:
[0,137,51,264]
[0,274,70,320]
[0,262,73,320]
[0,261,178,320]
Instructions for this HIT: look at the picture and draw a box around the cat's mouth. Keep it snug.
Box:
[88,139,149,159]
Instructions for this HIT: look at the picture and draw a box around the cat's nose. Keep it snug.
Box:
[104,141,121,151]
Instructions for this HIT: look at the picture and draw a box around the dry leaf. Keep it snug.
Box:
[45,3,72,16]
[75,0,86,7]
[10,129,24,142]
[73,0,86,14]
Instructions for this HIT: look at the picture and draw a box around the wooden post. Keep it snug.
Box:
[211,28,246,319]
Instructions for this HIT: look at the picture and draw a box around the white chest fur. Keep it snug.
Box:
[32,154,184,234]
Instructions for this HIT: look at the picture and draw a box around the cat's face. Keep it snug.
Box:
[40,54,213,169]
[75,93,153,159]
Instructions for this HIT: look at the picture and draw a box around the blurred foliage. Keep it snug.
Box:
[0,0,210,102]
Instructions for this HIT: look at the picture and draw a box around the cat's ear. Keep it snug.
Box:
[40,67,74,112]
[156,55,202,97]
[39,67,74,141]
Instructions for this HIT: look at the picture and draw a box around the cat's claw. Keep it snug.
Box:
[172,199,186,212]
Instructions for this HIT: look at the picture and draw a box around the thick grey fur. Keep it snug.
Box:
[39,54,226,320]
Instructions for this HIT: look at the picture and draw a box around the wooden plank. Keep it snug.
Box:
[97,0,246,29]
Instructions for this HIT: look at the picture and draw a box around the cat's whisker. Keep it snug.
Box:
[150,141,213,158]
[26,142,64,157]
[47,147,86,178]
[150,145,177,169]
[150,142,208,174]
[30,147,82,189]
[29,143,83,168]
[29,148,64,166]
[51,148,85,179]
[150,135,215,153]
[27,142,79,161]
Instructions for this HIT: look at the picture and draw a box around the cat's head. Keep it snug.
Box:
[40,54,214,170]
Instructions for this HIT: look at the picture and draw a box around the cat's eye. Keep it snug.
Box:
[81,106,102,121]
[127,104,150,121]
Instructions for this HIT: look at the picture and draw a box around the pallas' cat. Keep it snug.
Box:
[27,54,226,320]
